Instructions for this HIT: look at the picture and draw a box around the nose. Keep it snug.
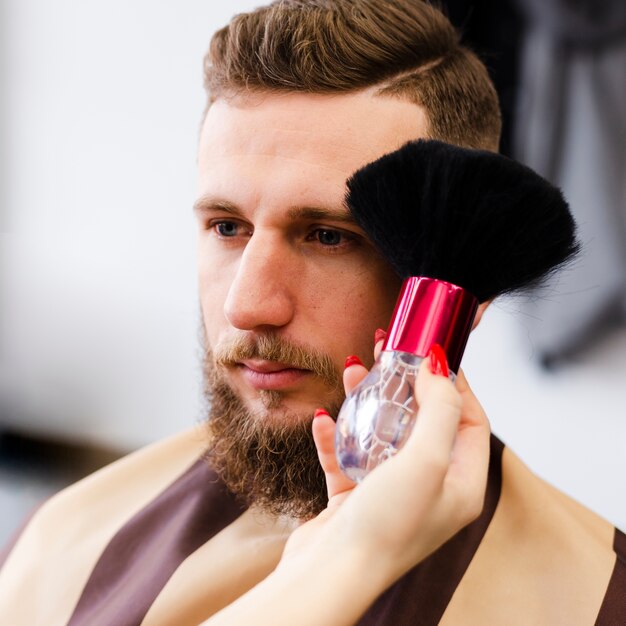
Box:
[223,233,296,331]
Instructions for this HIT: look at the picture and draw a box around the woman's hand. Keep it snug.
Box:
[279,344,491,586]
[205,343,490,626]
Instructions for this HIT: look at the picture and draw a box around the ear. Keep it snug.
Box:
[471,300,492,331]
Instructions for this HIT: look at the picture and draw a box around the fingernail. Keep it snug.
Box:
[374,328,386,345]
[344,355,364,369]
[313,408,330,419]
[428,344,449,378]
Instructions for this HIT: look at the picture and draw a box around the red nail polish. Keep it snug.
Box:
[344,355,364,369]
[428,344,449,378]
[314,408,330,418]
[374,328,386,345]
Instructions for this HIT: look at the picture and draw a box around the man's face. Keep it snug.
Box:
[196,90,427,419]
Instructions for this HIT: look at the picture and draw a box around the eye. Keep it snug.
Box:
[314,229,344,246]
[210,220,249,239]
[306,227,360,254]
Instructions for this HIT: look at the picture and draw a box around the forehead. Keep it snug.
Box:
[197,91,427,209]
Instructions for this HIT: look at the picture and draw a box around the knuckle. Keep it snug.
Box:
[458,491,485,524]
[429,378,462,410]
[464,497,485,523]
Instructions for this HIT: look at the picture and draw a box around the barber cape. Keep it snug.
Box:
[0,427,624,625]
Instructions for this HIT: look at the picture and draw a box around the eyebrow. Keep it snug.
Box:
[193,197,241,216]
[193,196,358,226]
[286,205,357,225]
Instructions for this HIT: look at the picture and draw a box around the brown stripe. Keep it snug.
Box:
[66,458,246,626]
[595,528,626,625]
[357,434,504,626]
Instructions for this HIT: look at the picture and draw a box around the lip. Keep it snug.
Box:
[238,360,310,390]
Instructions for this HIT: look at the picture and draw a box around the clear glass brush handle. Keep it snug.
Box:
[335,350,455,482]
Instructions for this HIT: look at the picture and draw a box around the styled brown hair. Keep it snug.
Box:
[204,0,501,151]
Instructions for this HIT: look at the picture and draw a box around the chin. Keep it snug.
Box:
[248,390,318,421]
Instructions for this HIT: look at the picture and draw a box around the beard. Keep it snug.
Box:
[203,332,345,519]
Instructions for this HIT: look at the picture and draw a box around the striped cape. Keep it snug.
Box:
[0,427,624,625]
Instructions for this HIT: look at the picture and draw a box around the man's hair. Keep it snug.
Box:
[203,0,501,151]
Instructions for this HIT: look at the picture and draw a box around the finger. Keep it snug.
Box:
[373,328,386,360]
[445,368,491,497]
[455,368,490,431]
[454,367,471,393]
[312,411,356,500]
[407,359,462,471]
[440,424,491,527]
[343,362,368,396]
[446,412,490,500]
[374,339,384,360]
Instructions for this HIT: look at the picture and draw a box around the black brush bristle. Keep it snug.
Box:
[346,140,580,303]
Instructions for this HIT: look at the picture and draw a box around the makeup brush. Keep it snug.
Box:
[335,139,579,482]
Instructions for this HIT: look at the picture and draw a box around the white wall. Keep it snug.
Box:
[464,301,626,530]
[1,0,261,448]
[1,1,625,528]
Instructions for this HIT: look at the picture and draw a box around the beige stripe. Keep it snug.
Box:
[0,426,208,626]
[440,446,616,625]
[141,508,296,626]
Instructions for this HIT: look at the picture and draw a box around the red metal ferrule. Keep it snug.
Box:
[382,277,479,374]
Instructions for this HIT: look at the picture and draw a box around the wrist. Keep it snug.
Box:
[277,535,395,610]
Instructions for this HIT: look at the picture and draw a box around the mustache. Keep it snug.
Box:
[213,333,342,390]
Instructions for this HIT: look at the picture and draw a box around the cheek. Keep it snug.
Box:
[197,242,232,342]
[307,267,399,366]
[316,259,399,321]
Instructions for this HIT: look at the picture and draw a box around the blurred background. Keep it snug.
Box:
[1,0,625,545]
